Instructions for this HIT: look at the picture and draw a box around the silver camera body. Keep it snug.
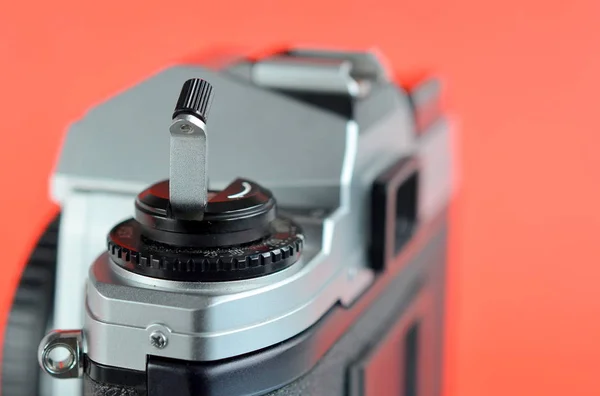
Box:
[30,48,453,396]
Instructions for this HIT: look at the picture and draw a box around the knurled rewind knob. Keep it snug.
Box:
[172,78,214,122]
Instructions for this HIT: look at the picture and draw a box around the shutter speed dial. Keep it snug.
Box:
[107,214,303,282]
[107,79,303,282]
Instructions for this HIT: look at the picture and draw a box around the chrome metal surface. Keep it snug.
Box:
[169,114,208,220]
[47,47,453,395]
[286,49,391,81]
[252,56,362,96]
[81,107,452,372]
[38,330,84,379]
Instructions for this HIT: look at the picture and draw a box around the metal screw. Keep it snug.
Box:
[179,123,193,134]
[149,331,168,349]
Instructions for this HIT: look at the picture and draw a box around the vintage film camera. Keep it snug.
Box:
[2,48,452,396]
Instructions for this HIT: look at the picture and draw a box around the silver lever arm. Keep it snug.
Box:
[168,79,214,221]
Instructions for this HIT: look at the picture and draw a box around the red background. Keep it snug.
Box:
[2,1,600,395]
